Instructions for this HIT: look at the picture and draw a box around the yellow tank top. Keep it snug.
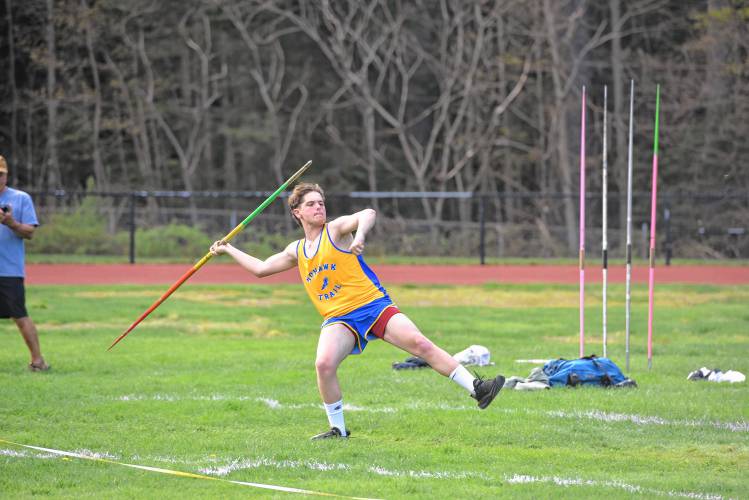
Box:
[297,224,387,319]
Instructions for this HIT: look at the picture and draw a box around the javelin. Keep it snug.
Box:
[108,160,312,350]
[647,85,661,369]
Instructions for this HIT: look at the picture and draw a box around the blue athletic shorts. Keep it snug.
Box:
[321,296,399,354]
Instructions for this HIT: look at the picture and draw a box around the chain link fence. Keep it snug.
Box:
[27,190,749,263]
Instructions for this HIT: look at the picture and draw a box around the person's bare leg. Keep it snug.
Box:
[382,312,505,409]
[381,313,458,376]
[315,324,356,404]
[312,324,356,438]
[14,316,46,367]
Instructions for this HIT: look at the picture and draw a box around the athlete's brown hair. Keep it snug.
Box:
[288,183,325,227]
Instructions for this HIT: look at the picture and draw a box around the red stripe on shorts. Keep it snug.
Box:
[370,305,401,339]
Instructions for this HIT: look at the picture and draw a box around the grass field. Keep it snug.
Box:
[1,282,747,499]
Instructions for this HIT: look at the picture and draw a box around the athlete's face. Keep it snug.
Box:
[295,191,326,226]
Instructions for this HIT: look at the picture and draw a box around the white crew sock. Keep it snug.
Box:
[449,364,476,395]
[323,399,347,436]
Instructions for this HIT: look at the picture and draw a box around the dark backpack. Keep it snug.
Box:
[543,355,632,387]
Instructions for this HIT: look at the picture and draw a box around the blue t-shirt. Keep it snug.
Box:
[0,187,39,278]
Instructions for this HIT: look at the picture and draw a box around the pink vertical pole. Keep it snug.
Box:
[647,85,661,370]
[579,86,586,359]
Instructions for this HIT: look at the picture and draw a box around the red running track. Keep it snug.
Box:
[25,263,749,285]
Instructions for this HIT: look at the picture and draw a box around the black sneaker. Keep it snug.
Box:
[472,374,505,409]
[310,427,349,440]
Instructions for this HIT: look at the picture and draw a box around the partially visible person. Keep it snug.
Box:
[0,155,49,372]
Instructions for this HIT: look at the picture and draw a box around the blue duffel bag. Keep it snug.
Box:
[543,355,634,387]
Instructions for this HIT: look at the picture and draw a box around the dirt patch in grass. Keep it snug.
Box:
[74,288,303,308]
[181,317,288,338]
[389,286,749,309]
[75,290,165,299]
[390,287,579,308]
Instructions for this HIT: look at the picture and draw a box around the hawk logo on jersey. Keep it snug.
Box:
[321,277,329,290]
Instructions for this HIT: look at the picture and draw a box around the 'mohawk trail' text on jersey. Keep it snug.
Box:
[297,224,387,319]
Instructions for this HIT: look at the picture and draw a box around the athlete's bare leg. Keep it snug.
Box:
[315,323,356,404]
[382,313,459,376]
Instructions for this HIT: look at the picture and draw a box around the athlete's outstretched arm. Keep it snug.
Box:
[328,208,376,255]
[210,240,297,277]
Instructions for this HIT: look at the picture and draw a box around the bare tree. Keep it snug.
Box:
[223,2,308,186]
[82,0,107,190]
[275,1,530,224]
[104,12,159,190]
[541,0,610,251]
[4,0,19,185]
[147,8,226,222]
[44,0,60,189]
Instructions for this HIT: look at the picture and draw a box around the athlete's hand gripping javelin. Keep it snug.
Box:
[209,240,230,256]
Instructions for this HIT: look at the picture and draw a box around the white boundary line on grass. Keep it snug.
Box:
[3,445,732,499]
[546,409,749,433]
[0,439,379,500]
[504,474,729,500]
[114,394,749,433]
[200,457,350,476]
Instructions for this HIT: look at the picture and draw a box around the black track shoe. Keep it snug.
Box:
[472,374,506,409]
[310,427,349,440]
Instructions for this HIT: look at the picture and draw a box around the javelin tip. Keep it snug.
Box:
[287,161,312,185]
[107,327,132,351]
[108,318,143,350]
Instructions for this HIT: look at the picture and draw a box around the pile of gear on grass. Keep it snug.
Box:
[394,345,747,388]
[393,345,637,390]
[687,367,745,383]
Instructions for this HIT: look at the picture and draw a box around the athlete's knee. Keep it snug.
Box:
[410,334,436,358]
[315,356,339,377]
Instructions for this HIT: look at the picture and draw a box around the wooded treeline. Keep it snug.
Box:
[1,0,747,254]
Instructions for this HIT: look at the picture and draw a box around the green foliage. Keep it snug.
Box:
[123,224,212,259]
[232,230,293,258]
[0,283,747,498]
[28,201,297,260]
[29,204,215,259]
[120,225,293,261]
[27,196,119,256]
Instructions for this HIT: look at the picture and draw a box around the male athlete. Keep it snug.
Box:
[210,183,504,439]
